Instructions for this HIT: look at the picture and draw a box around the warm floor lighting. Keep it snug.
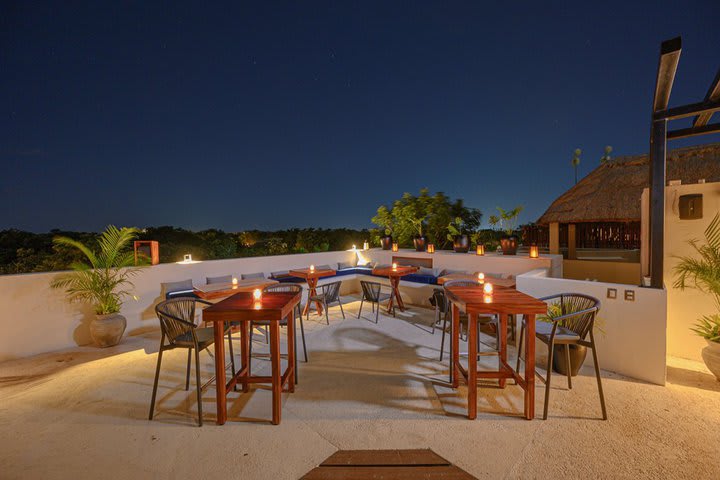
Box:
[529,245,539,258]
[476,245,485,255]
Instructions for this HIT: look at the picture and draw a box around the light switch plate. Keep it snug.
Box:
[607,288,617,299]
[624,290,635,301]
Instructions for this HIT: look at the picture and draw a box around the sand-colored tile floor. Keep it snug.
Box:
[1,297,718,479]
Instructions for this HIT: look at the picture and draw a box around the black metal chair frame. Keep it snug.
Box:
[307,280,345,325]
[516,293,607,420]
[357,280,392,323]
[248,284,306,384]
[149,297,236,427]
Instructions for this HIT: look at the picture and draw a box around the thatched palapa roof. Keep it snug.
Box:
[537,143,720,225]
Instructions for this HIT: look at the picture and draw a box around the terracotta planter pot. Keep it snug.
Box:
[91,313,127,348]
[500,235,518,255]
[702,340,720,381]
[453,235,470,253]
[413,235,428,252]
[552,344,587,377]
[380,236,393,250]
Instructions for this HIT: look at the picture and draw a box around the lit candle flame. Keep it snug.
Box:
[253,301,262,310]
[309,264,315,271]
[253,288,262,300]
[484,294,493,303]
[483,282,493,294]
[232,277,238,285]
[392,262,398,270]
[478,272,485,283]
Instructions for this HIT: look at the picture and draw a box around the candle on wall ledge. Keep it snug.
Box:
[476,245,485,256]
[529,245,539,258]
[363,241,369,250]
[392,243,399,252]
[184,254,192,262]
[478,272,485,284]
[483,282,493,294]
[427,243,435,253]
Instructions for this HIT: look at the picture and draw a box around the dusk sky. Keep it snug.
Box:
[2,1,719,233]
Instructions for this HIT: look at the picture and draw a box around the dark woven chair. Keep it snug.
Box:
[307,280,345,325]
[149,297,235,427]
[357,280,391,323]
[248,284,306,383]
[516,293,607,420]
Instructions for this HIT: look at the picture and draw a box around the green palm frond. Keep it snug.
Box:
[50,225,144,314]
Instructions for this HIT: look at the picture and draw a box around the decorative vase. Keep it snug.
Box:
[380,235,393,250]
[552,344,588,377]
[500,235,519,255]
[453,234,470,253]
[413,235,428,252]
[90,313,127,347]
[701,340,720,381]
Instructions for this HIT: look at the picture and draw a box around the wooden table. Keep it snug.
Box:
[202,290,300,425]
[444,284,547,420]
[371,265,418,314]
[437,273,516,289]
[193,278,278,300]
[289,268,336,316]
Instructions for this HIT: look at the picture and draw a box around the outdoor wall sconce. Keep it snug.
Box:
[363,241,369,250]
[392,243,399,252]
[426,243,435,253]
[529,245,539,258]
[476,245,485,256]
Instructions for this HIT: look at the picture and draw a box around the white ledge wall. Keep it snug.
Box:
[516,269,667,385]
[0,250,356,362]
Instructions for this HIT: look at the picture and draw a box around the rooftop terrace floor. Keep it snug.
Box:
[1,296,718,479]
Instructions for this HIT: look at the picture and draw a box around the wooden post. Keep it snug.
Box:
[649,120,667,288]
[549,222,560,255]
[567,224,577,260]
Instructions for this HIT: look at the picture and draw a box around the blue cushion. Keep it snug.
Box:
[206,275,232,284]
[403,273,438,285]
[162,279,193,296]
[242,272,265,280]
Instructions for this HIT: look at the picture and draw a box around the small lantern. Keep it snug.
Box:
[478,272,485,284]
[183,254,192,262]
[309,264,315,272]
[363,241,369,250]
[483,294,493,304]
[253,301,262,310]
[392,262,398,271]
[392,242,399,252]
[476,245,485,256]
[529,245,539,258]
[426,243,435,253]
[483,282,493,295]
[253,288,262,301]
[232,277,238,285]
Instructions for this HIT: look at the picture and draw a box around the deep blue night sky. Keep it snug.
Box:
[2,1,719,232]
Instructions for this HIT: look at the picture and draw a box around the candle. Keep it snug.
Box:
[253,301,262,310]
[427,243,435,253]
[352,244,356,250]
[476,245,485,256]
[483,294,493,304]
[232,277,238,285]
[483,282,493,294]
[253,288,262,300]
[392,242,399,252]
[309,264,315,272]
[392,262,398,271]
[478,272,485,283]
[363,241,369,250]
[529,245,539,258]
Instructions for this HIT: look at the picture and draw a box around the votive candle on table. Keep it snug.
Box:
[392,262,398,271]
[253,288,262,300]
[309,264,315,272]
[483,282,493,294]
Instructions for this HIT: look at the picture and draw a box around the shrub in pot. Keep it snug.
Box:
[371,206,395,250]
[380,230,393,250]
[51,226,145,348]
[447,217,470,253]
[489,206,523,255]
[673,213,720,381]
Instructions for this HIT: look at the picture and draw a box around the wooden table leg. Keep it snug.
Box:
[287,310,295,392]
[467,313,478,420]
[214,321,227,425]
[525,314,536,420]
[302,278,323,316]
[499,314,508,389]
[270,321,282,425]
[240,320,249,392]
[451,304,460,388]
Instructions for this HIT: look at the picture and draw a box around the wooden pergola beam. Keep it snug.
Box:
[693,68,720,127]
[668,121,720,140]
[654,98,720,121]
[652,37,682,113]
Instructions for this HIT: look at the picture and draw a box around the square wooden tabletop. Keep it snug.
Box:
[288,268,336,279]
[372,265,418,276]
[202,290,300,322]
[444,285,547,315]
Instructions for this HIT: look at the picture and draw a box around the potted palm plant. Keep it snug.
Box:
[447,217,470,253]
[51,225,144,347]
[410,215,429,252]
[372,205,395,250]
[489,206,523,255]
[673,213,720,381]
